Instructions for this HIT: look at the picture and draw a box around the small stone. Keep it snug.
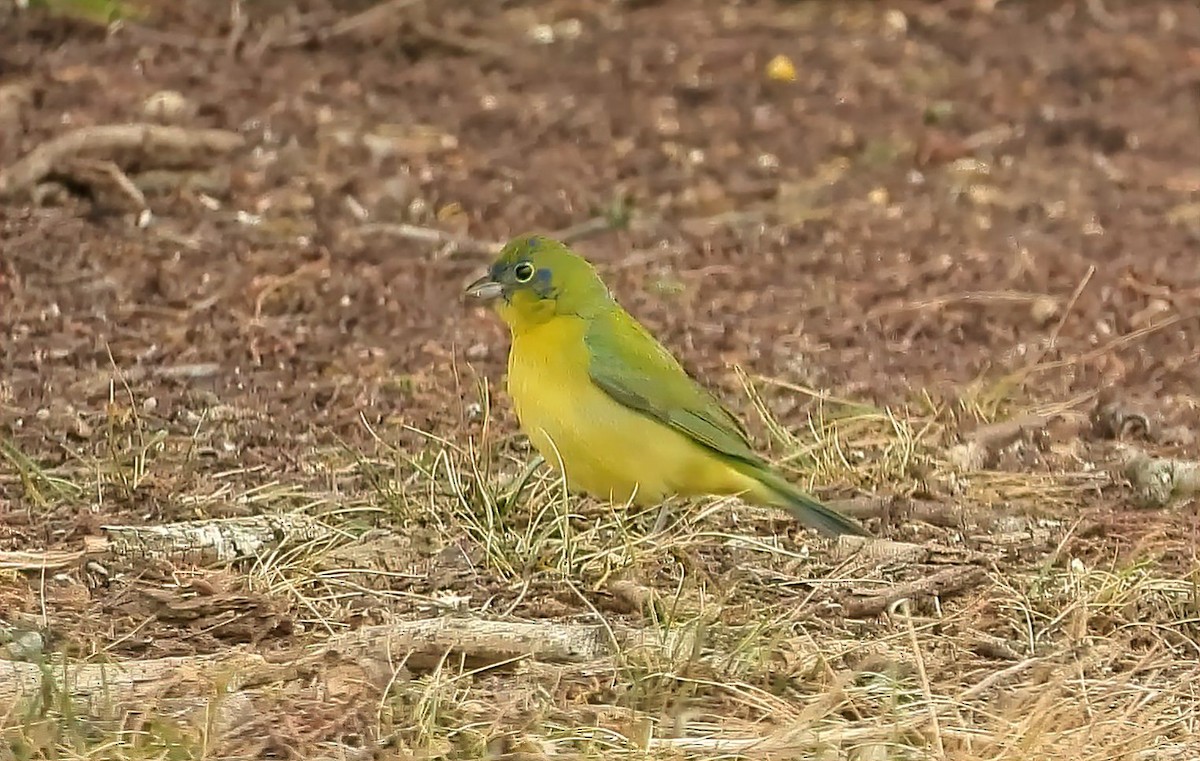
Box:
[1031,296,1060,326]
[765,54,797,82]
[142,90,196,124]
[529,24,555,44]
[884,9,908,35]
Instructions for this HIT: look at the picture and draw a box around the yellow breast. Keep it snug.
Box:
[505,315,757,506]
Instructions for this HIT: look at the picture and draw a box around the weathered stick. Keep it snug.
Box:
[0,651,285,712]
[0,124,244,199]
[0,513,334,571]
[97,513,335,565]
[842,565,989,619]
[321,616,691,666]
[946,413,1054,471]
[0,616,690,715]
[360,214,628,259]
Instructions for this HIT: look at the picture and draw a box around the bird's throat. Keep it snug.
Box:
[496,291,558,336]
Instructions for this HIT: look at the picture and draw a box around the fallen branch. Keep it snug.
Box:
[0,124,245,200]
[0,513,336,571]
[61,157,147,211]
[269,0,426,48]
[320,616,692,667]
[359,213,630,258]
[0,548,83,571]
[96,512,336,565]
[0,615,690,719]
[958,655,1047,701]
[946,413,1054,471]
[830,496,970,529]
[648,718,925,755]
[0,650,288,713]
[841,565,989,619]
[132,166,232,197]
[359,222,501,257]
[834,535,990,566]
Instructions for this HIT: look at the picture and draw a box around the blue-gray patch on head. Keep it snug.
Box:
[525,235,542,251]
[533,267,555,298]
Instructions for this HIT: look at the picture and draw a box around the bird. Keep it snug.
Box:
[464,234,871,538]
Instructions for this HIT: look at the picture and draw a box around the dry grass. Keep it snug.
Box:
[2,373,1197,761]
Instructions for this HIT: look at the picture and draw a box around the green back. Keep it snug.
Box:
[584,308,765,468]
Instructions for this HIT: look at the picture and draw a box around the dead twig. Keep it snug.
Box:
[959,656,1047,701]
[0,124,245,200]
[408,19,510,61]
[265,0,508,61]
[899,600,946,757]
[83,513,335,567]
[226,0,249,58]
[866,290,1049,320]
[60,158,147,211]
[113,22,229,52]
[946,412,1055,471]
[359,222,501,257]
[270,0,426,48]
[842,565,989,619]
[360,214,630,258]
[0,548,84,571]
[549,212,630,246]
[830,496,969,529]
[647,719,926,755]
[0,651,294,717]
[320,617,676,667]
[834,535,990,566]
[1006,312,1197,390]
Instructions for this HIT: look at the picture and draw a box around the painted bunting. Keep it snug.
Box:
[465,234,870,538]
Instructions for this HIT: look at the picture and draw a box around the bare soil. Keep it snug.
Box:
[1,0,1199,757]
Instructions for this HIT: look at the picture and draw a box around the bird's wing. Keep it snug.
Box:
[583,310,762,466]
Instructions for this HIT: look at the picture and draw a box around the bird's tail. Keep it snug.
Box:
[742,466,872,538]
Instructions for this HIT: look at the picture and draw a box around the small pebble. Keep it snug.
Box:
[529,24,555,44]
[142,90,196,123]
[765,54,797,82]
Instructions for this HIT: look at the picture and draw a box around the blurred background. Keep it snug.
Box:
[4,0,1197,450]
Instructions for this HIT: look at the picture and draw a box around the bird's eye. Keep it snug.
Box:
[513,262,536,283]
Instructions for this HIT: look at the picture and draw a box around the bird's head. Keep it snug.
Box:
[465,234,611,332]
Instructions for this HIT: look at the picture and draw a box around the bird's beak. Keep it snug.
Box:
[465,275,504,302]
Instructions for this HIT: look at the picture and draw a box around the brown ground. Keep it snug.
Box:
[1,0,1199,758]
